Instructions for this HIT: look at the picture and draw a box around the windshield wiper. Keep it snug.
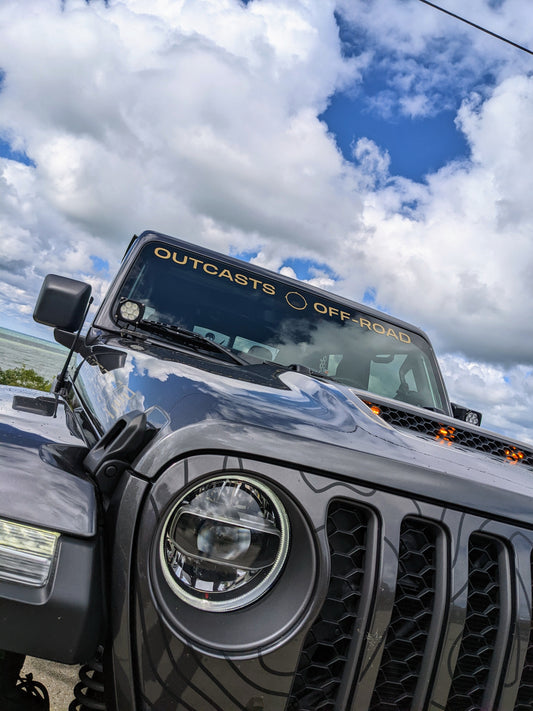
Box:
[133,320,246,365]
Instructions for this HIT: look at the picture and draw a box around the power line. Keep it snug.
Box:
[417,0,533,57]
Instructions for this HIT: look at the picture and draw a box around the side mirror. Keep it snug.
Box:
[33,275,92,333]
[451,402,482,426]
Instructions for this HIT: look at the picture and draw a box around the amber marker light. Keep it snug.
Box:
[436,426,456,446]
[505,447,525,465]
[364,401,382,417]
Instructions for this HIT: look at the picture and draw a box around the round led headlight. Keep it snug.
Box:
[159,476,290,612]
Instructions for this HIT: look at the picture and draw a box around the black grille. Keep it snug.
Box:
[288,499,533,711]
[446,534,502,710]
[369,518,438,711]
[287,502,368,710]
[363,398,533,470]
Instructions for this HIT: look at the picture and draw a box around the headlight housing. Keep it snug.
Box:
[160,476,290,611]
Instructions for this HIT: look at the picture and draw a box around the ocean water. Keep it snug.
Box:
[0,326,69,383]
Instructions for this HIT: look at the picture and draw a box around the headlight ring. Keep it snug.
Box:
[159,475,290,612]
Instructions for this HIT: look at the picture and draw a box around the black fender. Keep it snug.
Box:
[0,386,103,663]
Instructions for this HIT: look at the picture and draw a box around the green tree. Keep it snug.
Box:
[0,366,51,392]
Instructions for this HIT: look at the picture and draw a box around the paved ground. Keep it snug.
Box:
[22,658,80,711]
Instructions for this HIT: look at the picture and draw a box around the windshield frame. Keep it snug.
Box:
[92,231,452,415]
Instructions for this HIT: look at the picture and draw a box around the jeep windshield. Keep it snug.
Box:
[114,242,448,413]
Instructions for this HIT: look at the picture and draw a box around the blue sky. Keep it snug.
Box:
[0,139,34,166]
[323,6,473,183]
[322,94,469,181]
[0,0,532,443]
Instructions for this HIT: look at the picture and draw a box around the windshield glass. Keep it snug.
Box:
[115,242,447,412]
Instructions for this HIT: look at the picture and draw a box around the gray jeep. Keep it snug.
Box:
[0,230,532,710]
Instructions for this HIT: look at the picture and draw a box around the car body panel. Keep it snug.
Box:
[0,385,96,537]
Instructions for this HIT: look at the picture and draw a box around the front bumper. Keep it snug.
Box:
[0,533,103,663]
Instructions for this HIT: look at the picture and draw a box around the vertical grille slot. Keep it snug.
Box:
[514,551,533,710]
[369,517,439,711]
[287,501,368,711]
[446,533,502,711]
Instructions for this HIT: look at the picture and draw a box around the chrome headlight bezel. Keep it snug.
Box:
[159,475,290,612]
[145,458,318,655]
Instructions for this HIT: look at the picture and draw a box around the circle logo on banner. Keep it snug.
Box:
[285,291,307,311]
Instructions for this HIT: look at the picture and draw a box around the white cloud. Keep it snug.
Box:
[352,138,390,186]
[0,0,361,312]
[440,355,533,445]
[337,73,533,371]
[0,0,366,252]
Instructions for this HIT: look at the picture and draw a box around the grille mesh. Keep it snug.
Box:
[287,501,368,710]
[363,399,533,470]
[287,500,533,711]
[446,534,502,710]
[369,518,438,711]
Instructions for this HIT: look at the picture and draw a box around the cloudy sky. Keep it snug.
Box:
[0,0,532,443]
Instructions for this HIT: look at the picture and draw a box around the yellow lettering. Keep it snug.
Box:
[154,248,413,346]
[172,252,187,265]
[155,247,171,260]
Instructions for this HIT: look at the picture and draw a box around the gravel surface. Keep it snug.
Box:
[22,658,80,711]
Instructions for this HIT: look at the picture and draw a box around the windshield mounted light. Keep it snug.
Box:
[0,519,60,587]
[160,476,290,612]
[117,298,145,324]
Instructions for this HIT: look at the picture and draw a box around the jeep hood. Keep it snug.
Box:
[74,337,533,527]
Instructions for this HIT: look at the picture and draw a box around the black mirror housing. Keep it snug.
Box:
[33,274,92,332]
